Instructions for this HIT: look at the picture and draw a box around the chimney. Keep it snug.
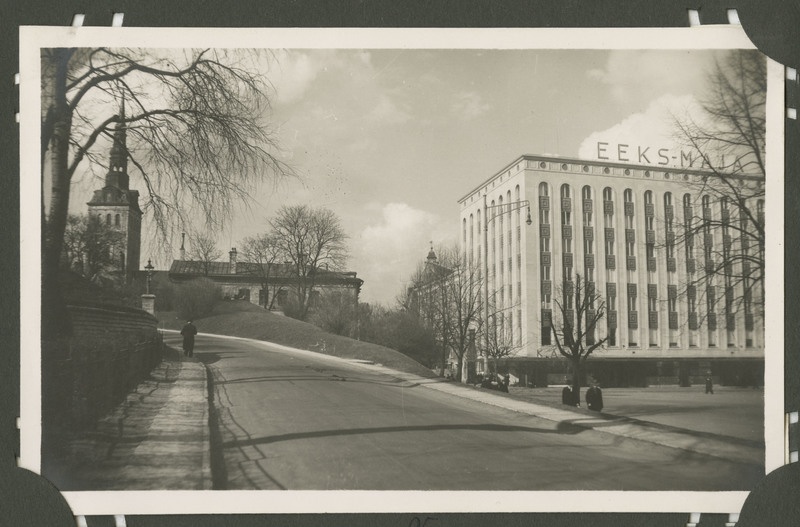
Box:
[180,232,186,261]
[229,247,237,274]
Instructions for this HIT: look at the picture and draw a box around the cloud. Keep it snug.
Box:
[270,51,324,105]
[586,50,716,107]
[366,94,412,125]
[578,94,702,163]
[270,50,375,106]
[451,91,490,120]
[352,203,445,304]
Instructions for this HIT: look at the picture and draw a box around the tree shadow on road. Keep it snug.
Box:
[223,421,586,449]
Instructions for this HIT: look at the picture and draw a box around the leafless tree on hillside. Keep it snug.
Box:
[41,47,293,337]
[269,205,349,320]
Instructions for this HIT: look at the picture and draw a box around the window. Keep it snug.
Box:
[624,189,633,203]
[115,214,120,227]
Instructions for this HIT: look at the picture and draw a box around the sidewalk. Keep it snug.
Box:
[354,361,765,467]
[59,347,210,490]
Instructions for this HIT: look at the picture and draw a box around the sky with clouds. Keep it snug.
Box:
[69,48,734,305]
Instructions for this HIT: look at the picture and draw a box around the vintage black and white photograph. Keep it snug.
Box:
[19,26,783,514]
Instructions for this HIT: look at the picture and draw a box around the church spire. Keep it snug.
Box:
[426,241,437,263]
[105,99,129,189]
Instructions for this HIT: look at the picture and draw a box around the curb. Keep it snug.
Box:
[352,362,764,467]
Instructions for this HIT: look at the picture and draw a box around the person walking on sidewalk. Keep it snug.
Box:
[705,375,714,394]
[181,320,198,357]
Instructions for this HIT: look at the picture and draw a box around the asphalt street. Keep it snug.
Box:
[164,333,763,491]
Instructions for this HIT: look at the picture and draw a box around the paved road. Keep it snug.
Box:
[164,333,763,491]
[509,386,764,443]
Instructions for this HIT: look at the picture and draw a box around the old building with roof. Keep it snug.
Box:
[168,246,363,311]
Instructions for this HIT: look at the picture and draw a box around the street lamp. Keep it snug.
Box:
[145,259,154,294]
[483,194,532,373]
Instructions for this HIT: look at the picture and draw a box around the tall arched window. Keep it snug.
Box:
[106,214,111,225]
[115,214,120,227]
[581,185,594,279]
[539,182,553,345]
[560,184,572,263]
[602,187,617,345]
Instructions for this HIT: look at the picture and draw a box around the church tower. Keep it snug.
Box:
[87,101,142,283]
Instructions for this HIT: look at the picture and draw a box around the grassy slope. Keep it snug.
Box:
[158,300,437,379]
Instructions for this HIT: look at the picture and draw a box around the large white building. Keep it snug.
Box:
[458,154,764,387]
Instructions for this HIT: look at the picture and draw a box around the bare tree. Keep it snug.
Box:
[270,205,349,320]
[240,233,285,309]
[61,213,125,282]
[482,294,525,374]
[671,50,766,326]
[187,232,222,276]
[404,245,484,381]
[41,47,292,337]
[552,273,607,402]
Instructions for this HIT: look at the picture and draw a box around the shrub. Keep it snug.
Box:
[280,296,306,321]
[174,278,221,320]
[311,291,356,336]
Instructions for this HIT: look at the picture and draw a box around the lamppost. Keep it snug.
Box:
[145,259,154,294]
[483,194,532,374]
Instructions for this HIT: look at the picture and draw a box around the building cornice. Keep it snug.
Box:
[458,153,764,205]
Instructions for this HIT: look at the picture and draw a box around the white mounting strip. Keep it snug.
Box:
[14,73,19,85]
[75,516,88,527]
[790,411,799,424]
[15,417,19,429]
[787,67,798,82]
[111,13,124,27]
[687,9,701,27]
[727,9,741,25]
[71,14,85,27]
[114,514,127,527]
[791,451,799,463]
[727,512,740,525]
[15,112,19,124]
[789,108,797,120]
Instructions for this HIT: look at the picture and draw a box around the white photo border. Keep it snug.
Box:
[19,25,785,515]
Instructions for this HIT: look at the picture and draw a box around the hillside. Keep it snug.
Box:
[158,300,438,379]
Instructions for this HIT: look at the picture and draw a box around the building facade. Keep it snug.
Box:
[458,154,764,387]
[168,247,363,311]
[86,104,142,283]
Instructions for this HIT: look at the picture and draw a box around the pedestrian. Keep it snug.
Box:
[501,373,510,393]
[586,384,604,412]
[181,320,198,357]
[705,375,714,394]
[562,384,573,405]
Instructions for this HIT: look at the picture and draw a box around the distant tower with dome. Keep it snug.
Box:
[86,102,142,283]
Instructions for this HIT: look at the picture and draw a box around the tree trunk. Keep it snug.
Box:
[440,341,447,377]
[571,356,582,406]
[42,49,74,342]
[456,355,464,383]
